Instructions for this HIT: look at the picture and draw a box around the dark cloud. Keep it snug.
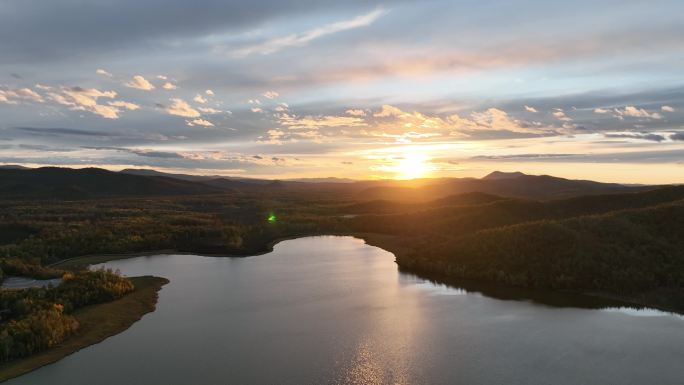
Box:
[472,150,684,164]
[83,146,191,159]
[0,0,402,63]
[462,130,552,141]
[671,132,684,141]
[472,154,578,160]
[14,127,117,137]
[17,144,75,152]
[604,133,667,142]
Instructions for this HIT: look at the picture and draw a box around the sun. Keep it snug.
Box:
[397,152,429,179]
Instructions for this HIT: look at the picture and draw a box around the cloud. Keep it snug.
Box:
[662,105,675,112]
[47,86,120,118]
[373,104,405,118]
[198,107,221,114]
[594,107,610,114]
[463,107,549,134]
[96,69,113,77]
[472,153,579,160]
[0,87,44,104]
[614,106,662,120]
[268,104,554,144]
[262,91,279,99]
[186,118,214,127]
[165,98,200,117]
[86,146,202,160]
[278,113,366,129]
[251,107,263,113]
[524,105,538,113]
[108,100,140,110]
[346,109,366,116]
[205,89,214,96]
[670,131,684,141]
[125,75,155,91]
[604,132,667,142]
[257,129,287,144]
[15,88,44,103]
[17,144,75,152]
[193,94,208,103]
[162,82,177,90]
[14,127,116,137]
[267,104,556,145]
[552,108,572,121]
[231,8,387,57]
[472,149,684,164]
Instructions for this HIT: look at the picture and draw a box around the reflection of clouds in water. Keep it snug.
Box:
[602,307,684,320]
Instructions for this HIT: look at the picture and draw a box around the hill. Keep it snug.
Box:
[119,168,275,185]
[0,167,225,199]
[393,199,684,310]
[355,173,640,201]
[349,185,684,310]
[2,167,683,311]
[342,192,505,214]
[347,185,684,236]
[482,171,527,180]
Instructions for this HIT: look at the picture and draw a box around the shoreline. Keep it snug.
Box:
[0,275,169,383]
[49,232,346,269]
[46,233,684,315]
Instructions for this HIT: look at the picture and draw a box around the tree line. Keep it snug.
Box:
[0,269,134,362]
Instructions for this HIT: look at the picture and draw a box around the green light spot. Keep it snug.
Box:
[267,213,277,223]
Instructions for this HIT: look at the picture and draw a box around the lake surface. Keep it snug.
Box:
[1,277,61,289]
[8,236,684,385]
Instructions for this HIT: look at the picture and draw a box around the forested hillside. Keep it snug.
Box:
[394,200,684,309]
[1,167,683,312]
[0,168,224,199]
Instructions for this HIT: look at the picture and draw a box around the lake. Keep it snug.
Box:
[1,277,61,289]
[7,236,684,385]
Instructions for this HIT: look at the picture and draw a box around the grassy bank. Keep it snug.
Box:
[0,276,168,383]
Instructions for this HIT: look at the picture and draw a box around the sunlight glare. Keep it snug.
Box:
[397,152,429,179]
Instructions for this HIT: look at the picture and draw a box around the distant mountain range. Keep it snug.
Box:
[0,165,31,170]
[0,166,655,200]
[481,171,527,180]
[354,173,641,201]
[0,167,224,199]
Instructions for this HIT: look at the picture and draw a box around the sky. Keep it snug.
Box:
[1,0,683,183]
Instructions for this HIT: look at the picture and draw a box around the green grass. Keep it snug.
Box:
[0,276,169,382]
